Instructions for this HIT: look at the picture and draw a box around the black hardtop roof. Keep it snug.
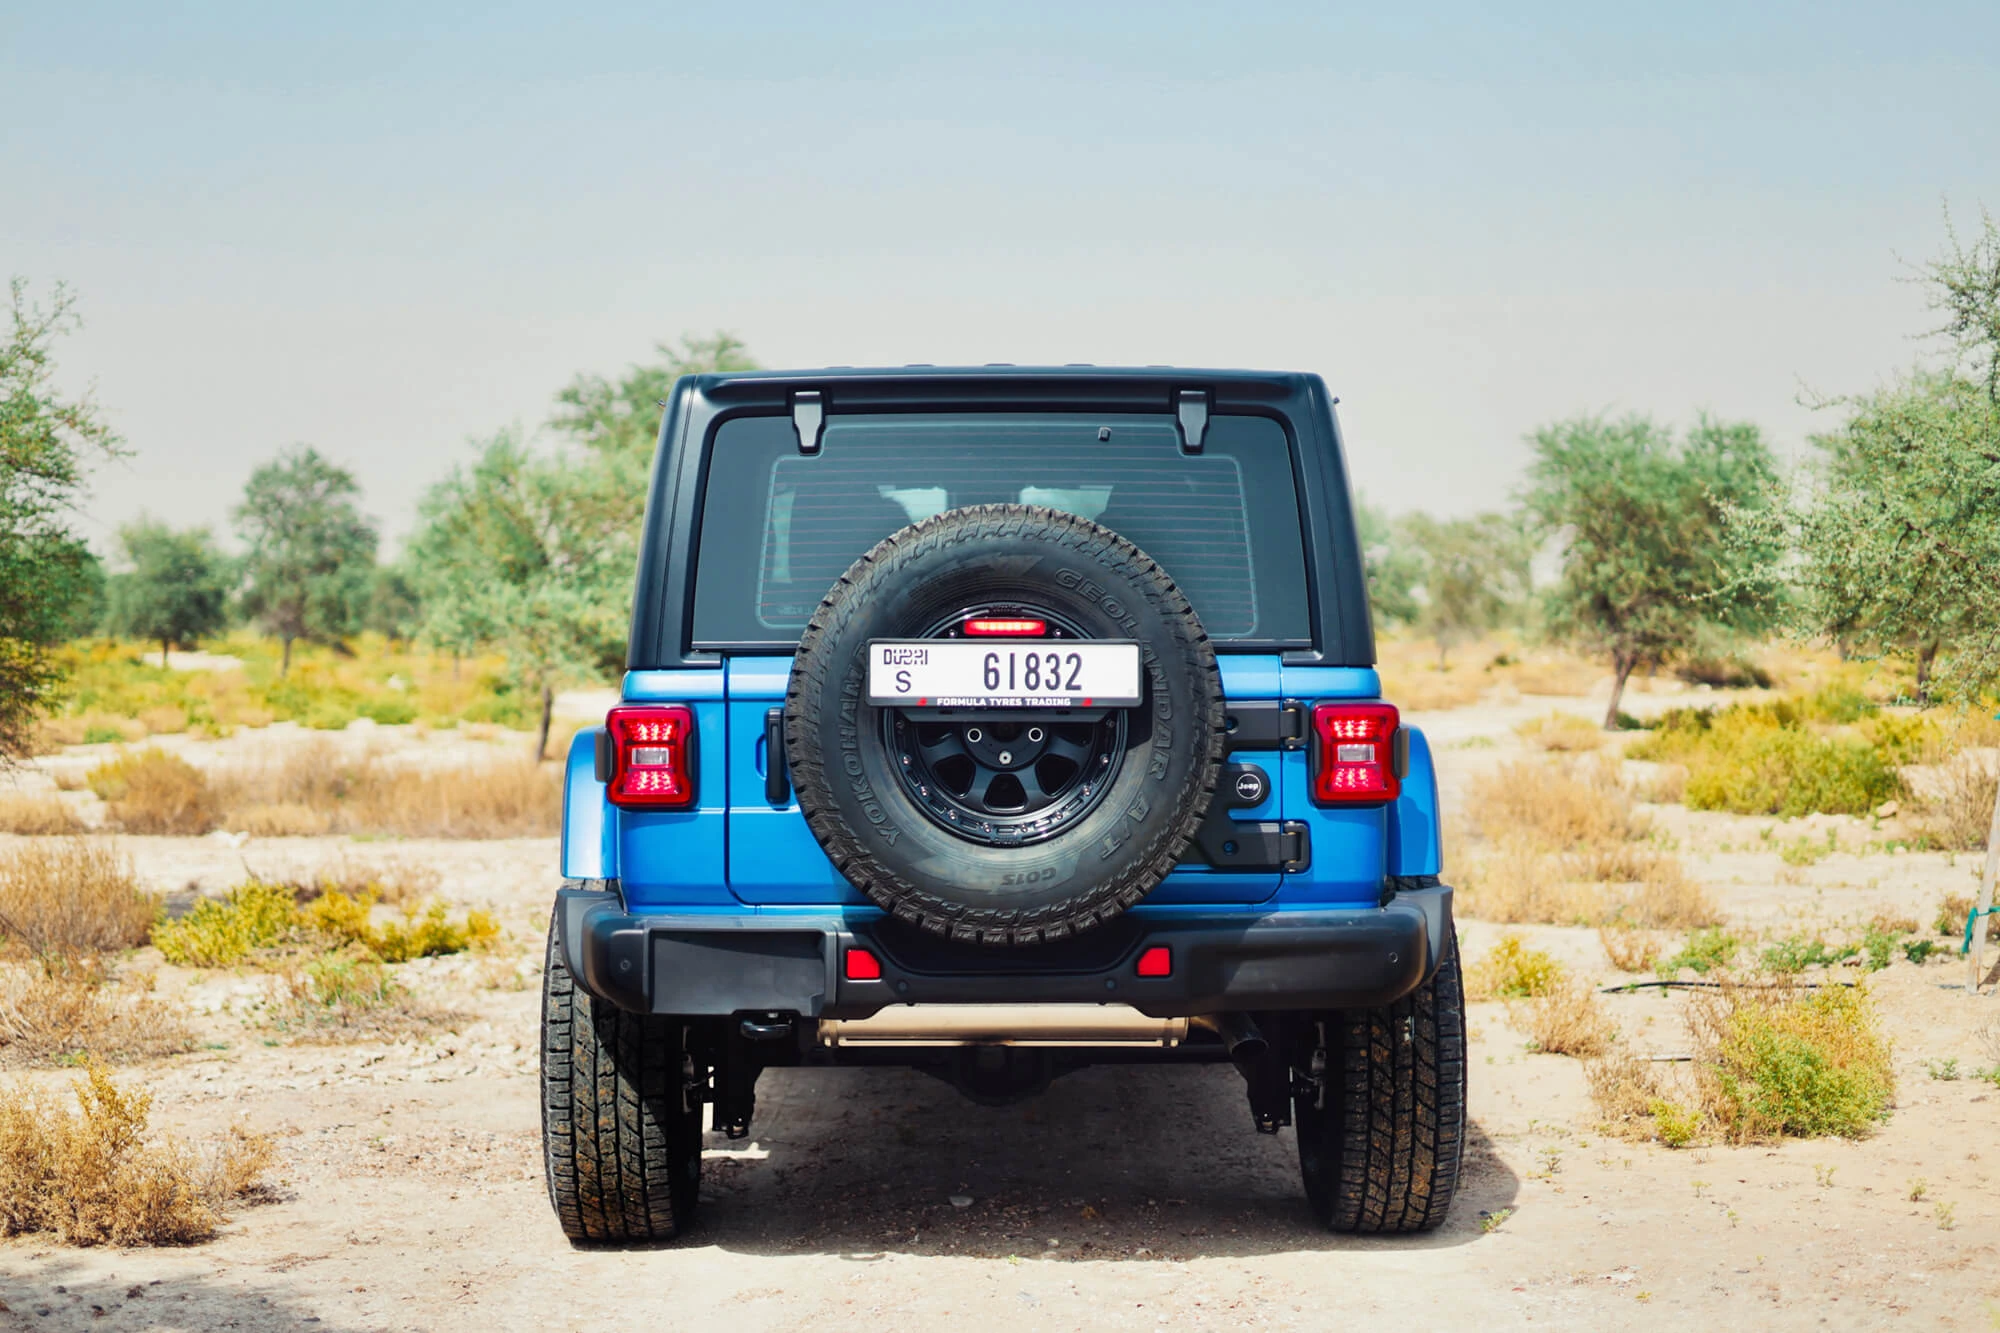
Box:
[628,364,1373,668]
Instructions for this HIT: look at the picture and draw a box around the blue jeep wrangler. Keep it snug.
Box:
[543,367,1462,1242]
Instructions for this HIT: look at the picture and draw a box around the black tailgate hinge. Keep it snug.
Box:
[1223,699,1307,751]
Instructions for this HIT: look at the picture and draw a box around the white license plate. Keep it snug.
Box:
[867,640,1142,708]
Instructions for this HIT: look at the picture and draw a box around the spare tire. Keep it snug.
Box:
[785,504,1225,945]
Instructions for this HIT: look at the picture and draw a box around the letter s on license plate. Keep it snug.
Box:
[866,640,1142,708]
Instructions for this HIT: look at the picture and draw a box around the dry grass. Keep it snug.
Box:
[87,749,218,835]
[0,1063,272,1245]
[1516,711,1604,752]
[0,961,194,1066]
[1519,978,1613,1057]
[1635,762,1688,805]
[1914,752,1996,851]
[1934,892,1998,945]
[210,745,559,839]
[1599,925,1664,973]
[0,793,86,835]
[1468,756,1647,846]
[1507,654,1605,697]
[1587,982,1894,1147]
[227,802,334,837]
[0,839,158,959]
[1458,757,1719,929]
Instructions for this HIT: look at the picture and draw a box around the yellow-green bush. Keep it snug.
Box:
[156,880,498,969]
[151,882,306,967]
[42,635,529,741]
[1468,934,1565,999]
[1630,698,1898,817]
[1697,984,1894,1141]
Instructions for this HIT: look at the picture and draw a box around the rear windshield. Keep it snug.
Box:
[691,412,1311,647]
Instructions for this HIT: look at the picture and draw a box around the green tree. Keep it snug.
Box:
[104,518,232,666]
[1354,496,1421,628]
[1917,205,2000,402]
[1524,413,1780,728]
[1774,209,2000,985]
[234,446,378,675]
[0,280,125,759]
[1399,512,1531,668]
[408,430,630,759]
[363,564,423,647]
[551,332,756,468]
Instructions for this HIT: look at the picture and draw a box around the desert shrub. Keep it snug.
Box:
[1675,656,1773,689]
[1515,712,1603,752]
[1692,984,1894,1141]
[86,749,217,835]
[1630,697,1899,817]
[1520,978,1612,1057]
[265,952,461,1041]
[0,1063,272,1245]
[1658,928,1743,976]
[0,961,193,1065]
[1467,757,1646,846]
[1760,935,1858,973]
[0,794,85,835]
[1460,756,1718,929]
[1935,892,1999,943]
[1635,762,1688,804]
[1588,984,1894,1145]
[1599,925,1663,972]
[151,881,308,967]
[1467,934,1565,999]
[305,889,498,962]
[1915,754,1996,851]
[156,878,495,969]
[0,839,157,959]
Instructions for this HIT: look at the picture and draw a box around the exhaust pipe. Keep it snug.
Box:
[1191,1011,1268,1078]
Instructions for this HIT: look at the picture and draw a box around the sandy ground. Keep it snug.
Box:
[4,694,2000,1331]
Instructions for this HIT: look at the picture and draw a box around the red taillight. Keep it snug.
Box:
[963,617,1047,636]
[844,948,883,981]
[605,705,697,809]
[1310,703,1400,804]
[1136,945,1172,978]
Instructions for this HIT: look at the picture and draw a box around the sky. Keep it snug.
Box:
[5,2,1997,555]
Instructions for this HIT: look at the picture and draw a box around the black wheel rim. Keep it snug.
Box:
[883,604,1129,847]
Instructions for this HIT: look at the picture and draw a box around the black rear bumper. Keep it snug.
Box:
[554,884,1452,1019]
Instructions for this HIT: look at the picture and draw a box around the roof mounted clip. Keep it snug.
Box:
[1176,389,1209,455]
[792,390,825,455]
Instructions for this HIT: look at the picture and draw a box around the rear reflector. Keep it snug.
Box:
[963,617,1047,636]
[1136,945,1172,978]
[1310,702,1400,804]
[845,948,883,981]
[604,705,697,809]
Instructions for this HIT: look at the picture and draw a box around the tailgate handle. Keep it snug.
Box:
[765,707,790,805]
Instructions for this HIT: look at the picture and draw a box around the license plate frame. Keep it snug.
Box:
[865,639,1143,709]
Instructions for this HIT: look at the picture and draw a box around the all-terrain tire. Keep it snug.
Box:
[785,504,1225,946]
[540,908,703,1243]
[1294,923,1467,1233]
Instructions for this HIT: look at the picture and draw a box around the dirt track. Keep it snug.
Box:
[5,695,2000,1329]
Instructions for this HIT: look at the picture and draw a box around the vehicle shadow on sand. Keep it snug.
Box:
[687,1063,1517,1259]
[0,1253,373,1333]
